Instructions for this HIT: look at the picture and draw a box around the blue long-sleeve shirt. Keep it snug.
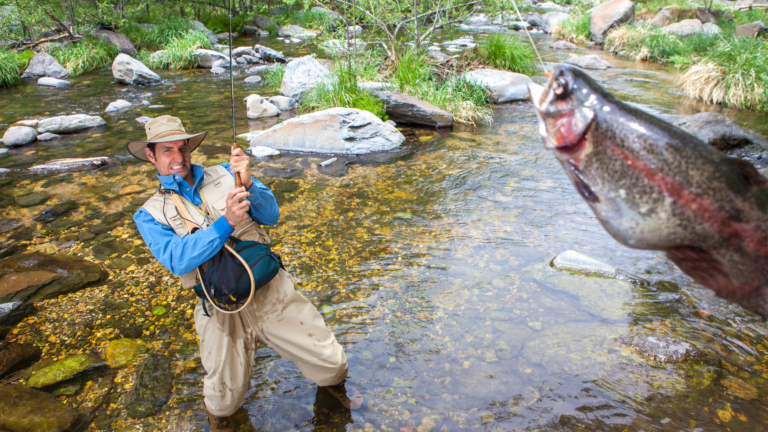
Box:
[133,163,279,276]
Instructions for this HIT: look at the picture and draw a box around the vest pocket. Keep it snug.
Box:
[213,196,227,216]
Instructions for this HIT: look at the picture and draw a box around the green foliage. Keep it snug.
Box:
[302,60,387,119]
[555,13,591,44]
[394,48,433,89]
[604,24,721,65]
[474,33,537,76]
[288,9,337,32]
[0,49,25,88]
[263,64,286,89]
[733,8,768,26]
[124,17,196,51]
[405,75,493,126]
[199,14,244,34]
[138,31,211,70]
[51,38,120,76]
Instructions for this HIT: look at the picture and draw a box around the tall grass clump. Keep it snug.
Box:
[139,31,212,69]
[263,64,286,89]
[0,49,25,87]
[51,39,120,76]
[301,60,387,119]
[288,9,337,32]
[605,24,720,65]
[474,33,537,76]
[678,36,768,111]
[554,14,591,44]
[125,17,196,51]
[394,48,433,89]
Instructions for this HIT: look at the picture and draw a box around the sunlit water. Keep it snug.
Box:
[1,32,768,431]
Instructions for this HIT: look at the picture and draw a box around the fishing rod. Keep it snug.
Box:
[228,0,242,189]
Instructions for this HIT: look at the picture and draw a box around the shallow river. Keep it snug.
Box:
[2,32,768,431]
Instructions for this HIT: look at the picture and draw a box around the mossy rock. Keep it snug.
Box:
[15,193,51,208]
[108,258,134,270]
[0,383,78,432]
[124,353,174,419]
[26,353,103,388]
[106,338,147,368]
[101,211,125,224]
[33,200,78,223]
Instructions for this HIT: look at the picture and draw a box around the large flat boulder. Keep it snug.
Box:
[590,0,635,43]
[0,253,108,303]
[280,55,331,99]
[21,52,67,79]
[542,12,570,33]
[37,114,105,134]
[112,53,161,85]
[253,14,276,30]
[673,112,768,151]
[464,69,533,103]
[371,91,453,128]
[93,29,137,55]
[248,108,405,154]
[2,126,37,147]
[193,49,228,68]
[0,384,78,432]
[37,77,70,88]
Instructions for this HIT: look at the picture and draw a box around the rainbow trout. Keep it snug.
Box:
[529,64,768,317]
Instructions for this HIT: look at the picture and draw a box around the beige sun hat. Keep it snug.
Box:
[126,115,208,162]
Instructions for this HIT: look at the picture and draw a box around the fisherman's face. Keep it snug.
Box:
[145,140,192,181]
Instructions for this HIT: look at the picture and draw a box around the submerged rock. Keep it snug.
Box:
[563,54,612,69]
[105,99,132,112]
[28,157,115,173]
[551,250,648,284]
[106,338,147,368]
[37,114,106,134]
[112,54,162,86]
[34,200,78,222]
[673,112,768,151]
[125,353,174,419]
[0,301,34,327]
[21,52,67,79]
[0,341,40,377]
[0,383,78,432]
[0,253,108,303]
[590,0,635,43]
[623,334,705,363]
[280,55,331,99]
[26,353,103,388]
[720,376,758,400]
[244,75,262,85]
[15,192,50,208]
[93,29,137,55]
[37,77,70,88]
[244,94,280,119]
[464,69,533,103]
[370,91,454,128]
[2,126,37,147]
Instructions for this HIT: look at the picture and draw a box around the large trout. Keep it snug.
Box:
[529,64,768,317]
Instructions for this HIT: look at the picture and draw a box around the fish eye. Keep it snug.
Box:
[553,77,569,97]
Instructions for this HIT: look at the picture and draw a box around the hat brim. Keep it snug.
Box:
[126,131,208,162]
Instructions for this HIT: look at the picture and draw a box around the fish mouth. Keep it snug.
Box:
[528,82,591,157]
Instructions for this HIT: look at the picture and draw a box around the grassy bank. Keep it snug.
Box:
[0,49,34,87]
[123,17,197,52]
[51,39,120,76]
[604,24,721,65]
[137,31,212,70]
[554,13,591,44]
[302,60,388,119]
[472,33,537,76]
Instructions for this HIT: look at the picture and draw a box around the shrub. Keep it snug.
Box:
[139,31,212,70]
[474,33,537,76]
[302,60,387,119]
[125,17,196,51]
[0,49,25,87]
[51,39,120,76]
[554,14,591,44]
[263,63,286,89]
[199,14,244,34]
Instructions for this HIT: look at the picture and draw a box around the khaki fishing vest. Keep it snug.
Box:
[141,165,271,288]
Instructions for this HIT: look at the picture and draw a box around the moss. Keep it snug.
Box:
[105,338,147,368]
[26,353,102,388]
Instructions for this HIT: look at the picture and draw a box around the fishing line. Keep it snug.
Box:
[509,0,549,76]
[228,0,236,142]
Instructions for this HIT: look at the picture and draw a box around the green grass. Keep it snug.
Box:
[137,31,212,70]
[0,49,25,87]
[474,33,537,76]
[604,24,721,65]
[199,14,244,34]
[284,9,337,32]
[263,63,286,89]
[123,17,196,51]
[554,13,591,44]
[51,39,120,76]
[394,48,433,89]
[301,60,387,119]
[404,75,493,126]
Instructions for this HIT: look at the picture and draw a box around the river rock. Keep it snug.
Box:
[244,94,280,119]
[268,95,297,110]
[212,59,232,69]
[253,14,276,30]
[12,119,39,128]
[210,67,226,75]
[242,25,267,35]
[735,21,766,37]
[673,112,768,151]
[720,377,758,400]
[106,338,147,368]
[2,126,37,147]
[249,146,281,158]
[551,40,578,49]
[193,48,228,68]
[442,36,476,48]
[93,29,137,55]
[192,20,217,44]
[623,334,704,363]
[248,108,405,154]
[34,200,78,222]
[26,353,103,388]
[105,99,132,112]
[465,69,533,103]
[15,193,50,207]
[664,19,703,36]
[280,55,331,99]
[244,76,262,85]
[125,353,174,419]
[370,91,453,128]
[37,77,70,88]
[542,12,570,33]
[0,341,40,376]
[231,46,257,57]
[255,45,285,63]
[590,0,635,43]
[35,132,60,142]
[552,250,649,284]
[0,383,78,432]
[563,54,612,69]
[0,253,108,303]
[112,54,162,85]
[241,55,260,64]
[0,301,34,327]
[649,6,677,27]
[37,114,106,134]
[21,52,67,79]
[278,25,318,38]
[428,50,452,62]
[28,157,115,172]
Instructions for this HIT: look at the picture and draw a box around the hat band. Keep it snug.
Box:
[149,129,187,142]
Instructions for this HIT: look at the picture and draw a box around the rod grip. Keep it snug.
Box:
[232,142,243,188]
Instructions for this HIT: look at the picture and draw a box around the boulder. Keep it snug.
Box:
[37,77,70,88]
[673,112,768,151]
[663,19,703,36]
[268,95,297,110]
[563,54,612,69]
[210,67,226,75]
[280,55,331,99]
[2,126,37,147]
[0,301,34,327]
[551,250,648,285]
[112,53,162,85]
[542,12,570,33]
[240,55,260,64]
[0,384,78,432]
[26,353,103,388]
[370,91,454,128]
[442,36,476,48]
[253,14,276,30]
[551,40,578,49]
[231,46,258,57]
[192,20,218,44]
[125,353,174,419]
[193,48,228,68]
[106,338,147,368]
[244,94,280,119]
[92,30,137,55]
[428,50,452,62]
[249,146,281,158]
[277,25,318,38]
[244,76,262,85]
[28,157,115,172]
[211,59,232,68]
[649,6,677,27]
[105,99,132,112]
[35,132,60,142]
[255,45,286,63]
[12,119,39,128]
[702,22,722,34]
[37,114,106,134]
[735,21,765,37]
[242,25,260,34]
[590,0,635,44]
[21,53,67,79]
[0,253,108,303]
[0,341,40,376]
[464,69,533,103]
[248,108,405,154]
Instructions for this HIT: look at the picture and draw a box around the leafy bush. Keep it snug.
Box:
[554,13,591,44]
[0,49,25,87]
[199,14,244,34]
[51,39,120,76]
[138,31,212,70]
[474,33,537,76]
[302,60,387,119]
[263,63,286,89]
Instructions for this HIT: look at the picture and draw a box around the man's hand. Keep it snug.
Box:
[225,187,251,227]
[230,146,253,189]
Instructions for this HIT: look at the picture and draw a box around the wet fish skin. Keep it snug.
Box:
[529,64,768,317]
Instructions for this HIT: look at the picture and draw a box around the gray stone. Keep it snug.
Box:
[0,253,108,303]
[135,116,151,125]
[248,108,405,154]
[105,99,132,112]
[551,250,648,285]
[247,64,277,74]
[465,69,533,103]
[249,146,281,158]
[231,46,258,57]
[649,7,676,27]
[2,126,37,147]
[28,157,115,173]
[37,114,106,134]
[93,29,137,55]
[278,25,318,38]
[673,112,768,151]
[319,157,337,167]
[0,301,34,327]
[112,54,162,85]
[371,91,453,128]
[0,384,78,432]
[542,12,570,33]
[735,21,765,37]
[194,49,229,68]
[551,40,578,49]
[37,77,70,88]
[664,19,703,36]
[244,76,262,85]
[268,95,297,110]
[253,14,276,30]
[212,59,232,69]
[244,94,280,119]
[35,132,60,142]
[236,57,246,65]
[21,52,67,79]
[192,20,218,44]
[240,55,260,64]
[280,55,331,99]
[623,334,704,363]
[255,44,286,63]
[590,0,635,43]
[210,67,226,75]
[242,25,260,34]
[428,50,452,62]
[702,22,722,34]
[442,36,476,49]
[563,54,612,69]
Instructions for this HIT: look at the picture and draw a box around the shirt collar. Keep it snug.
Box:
[157,164,205,193]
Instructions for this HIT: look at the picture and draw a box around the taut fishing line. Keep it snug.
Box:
[227,0,243,189]
[509,0,549,76]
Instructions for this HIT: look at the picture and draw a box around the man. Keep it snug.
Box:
[128,116,363,431]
